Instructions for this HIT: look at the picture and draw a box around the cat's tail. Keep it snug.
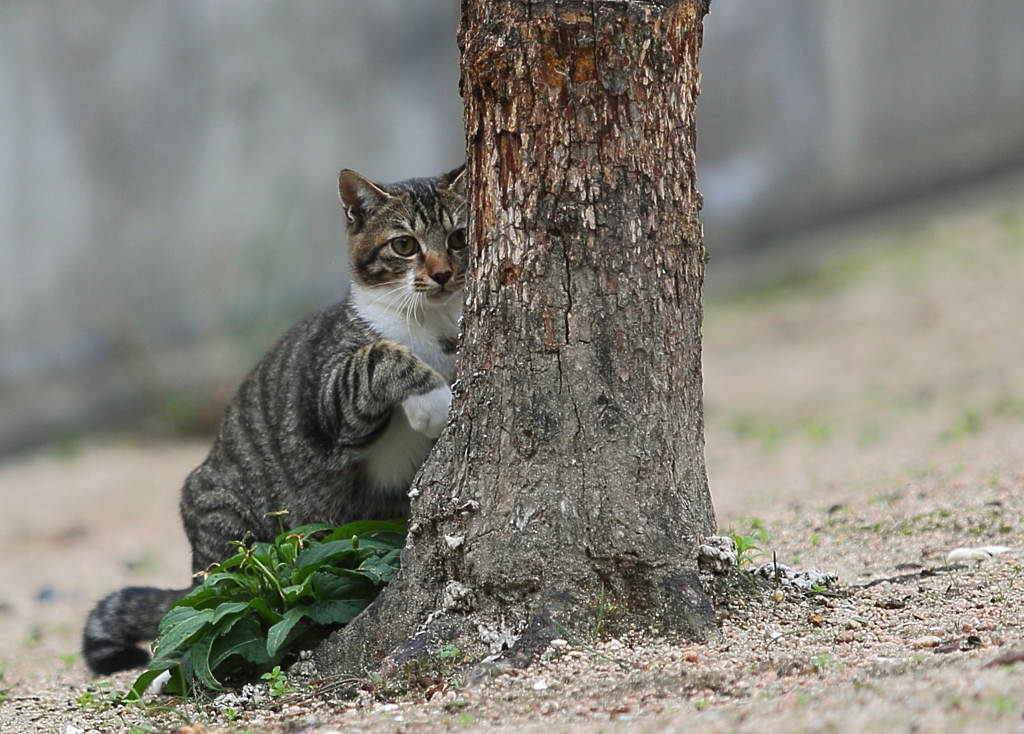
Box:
[82,586,190,674]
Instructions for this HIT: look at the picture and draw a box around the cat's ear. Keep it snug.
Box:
[439,165,466,197]
[338,170,390,230]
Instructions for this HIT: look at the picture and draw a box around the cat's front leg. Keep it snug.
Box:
[328,339,450,439]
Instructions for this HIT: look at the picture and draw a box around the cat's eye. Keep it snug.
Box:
[447,228,467,250]
[390,236,419,256]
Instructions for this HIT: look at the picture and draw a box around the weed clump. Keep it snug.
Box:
[129,519,406,698]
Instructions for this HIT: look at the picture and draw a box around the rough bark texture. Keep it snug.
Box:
[315,0,717,678]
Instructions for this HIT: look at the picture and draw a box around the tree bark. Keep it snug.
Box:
[315,0,717,678]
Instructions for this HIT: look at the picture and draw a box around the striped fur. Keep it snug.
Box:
[83,167,467,674]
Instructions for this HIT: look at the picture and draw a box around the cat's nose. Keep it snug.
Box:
[431,269,452,286]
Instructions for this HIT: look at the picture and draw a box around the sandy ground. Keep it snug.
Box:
[1,174,1023,733]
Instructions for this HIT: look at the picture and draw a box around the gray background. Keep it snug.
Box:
[1,0,1023,452]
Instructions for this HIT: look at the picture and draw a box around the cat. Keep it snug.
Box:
[82,166,467,674]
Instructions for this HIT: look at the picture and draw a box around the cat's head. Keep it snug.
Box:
[338,167,467,313]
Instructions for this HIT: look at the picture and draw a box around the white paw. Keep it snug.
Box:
[146,669,173,696]
[402,385,452,438]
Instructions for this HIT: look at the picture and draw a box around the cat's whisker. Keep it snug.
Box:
[402,290,423,334]
[363,285,404,312]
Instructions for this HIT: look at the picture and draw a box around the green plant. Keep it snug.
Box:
[129,518,406,697]
[594,583,609,637]
[991,694,1014,715]
[438,644,462,661]
[811,653,841,672]
[731,534,763,567]
[76,681,122,712]
[260,665,290,697]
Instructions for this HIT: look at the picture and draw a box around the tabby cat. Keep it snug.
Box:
[82,166,467,674]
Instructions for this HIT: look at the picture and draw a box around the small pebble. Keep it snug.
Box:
[912,635,943,648]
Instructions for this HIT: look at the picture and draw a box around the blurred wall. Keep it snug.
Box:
[699,0,1024,248]
[0,1,463,450]
[1,0,1023,451]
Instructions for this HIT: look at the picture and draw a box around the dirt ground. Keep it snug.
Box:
[1,173,1023,733]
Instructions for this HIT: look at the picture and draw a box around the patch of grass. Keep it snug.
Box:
[996,208,1024,251]
[128,517,406,697]
[991,694,1014,716]
[868,490,903,506]
[940,396,1024,443]
[712,251,871,309]
[856,421,884,448]
[730,413,786,451]
[994,395,1024,420]
[800,416,835,445]
[941,410,984,442]
[811,653,841,672]
[52,433,82,459]
[76,682,122,712]
[161,391,221,437]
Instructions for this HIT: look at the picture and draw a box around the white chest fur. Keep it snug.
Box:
[351,285,461,381]
[351,284,461,490]
[362,407,437,491]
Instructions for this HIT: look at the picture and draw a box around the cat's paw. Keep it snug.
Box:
[402,385,452,438]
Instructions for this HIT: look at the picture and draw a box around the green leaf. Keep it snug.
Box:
[210,602,250,628]
[303,598,370,626]
[266,607,308,658]
[209,616,270,670]
[151,608,214,664]
[294,539,357,573]
[190,630,225,691]
[247,596,284,624]
[164,664,190,696]
[311,570,367,600]
[281,523,338,541]
[357,555,396,584]
[280,574,314,603]
[158,604,202,632]
[125,669,164,702]
[179,648,195,690]
[322,519,407,540]
[350,535,406,552]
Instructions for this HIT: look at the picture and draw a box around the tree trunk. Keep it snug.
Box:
[314,0,717,678]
